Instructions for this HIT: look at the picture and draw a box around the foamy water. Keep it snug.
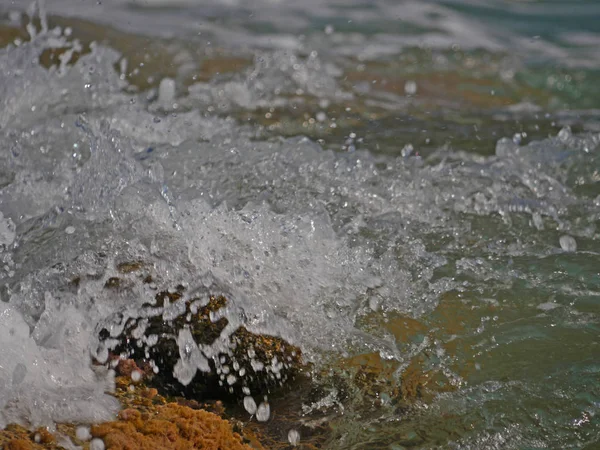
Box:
[0,2,599,448]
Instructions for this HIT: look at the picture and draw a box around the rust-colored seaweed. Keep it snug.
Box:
[91,404,251,450]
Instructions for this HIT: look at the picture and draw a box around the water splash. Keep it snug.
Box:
[0,5,598,447]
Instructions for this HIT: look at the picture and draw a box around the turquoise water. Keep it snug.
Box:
[0,1,599,448]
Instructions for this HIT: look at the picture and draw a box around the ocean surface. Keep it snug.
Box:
[0,0,599,448]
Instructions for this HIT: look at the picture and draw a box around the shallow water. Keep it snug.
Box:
[0,1,599,448]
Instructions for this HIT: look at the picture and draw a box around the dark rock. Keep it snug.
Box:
[97,284,304,401]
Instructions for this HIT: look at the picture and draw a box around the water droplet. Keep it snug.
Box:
[532,212,544,230]
[288,429,300,446]
[256,401,270,422]
[557,126,572,142]
[404,80,417,95]
[90,438,105,450]
[158,78,176,106]
[512,133,523,145]
[369,296,380,311]
[401,144,414,158]
[559,235,577,252]
[495,137,518,157]
[243,396,257,415]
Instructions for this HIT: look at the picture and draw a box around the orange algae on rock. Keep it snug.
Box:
[1,374,257,450]
[0,425,59,450]
[3,439,35,450]
[91,403,252,450]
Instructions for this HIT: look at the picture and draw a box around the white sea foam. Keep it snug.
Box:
[0,304,119,428]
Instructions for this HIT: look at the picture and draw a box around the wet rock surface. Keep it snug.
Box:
[96,264,305,402]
